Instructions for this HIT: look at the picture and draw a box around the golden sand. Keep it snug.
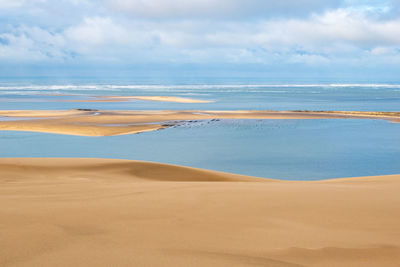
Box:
[0,158,399,267]
[0,109,398,136]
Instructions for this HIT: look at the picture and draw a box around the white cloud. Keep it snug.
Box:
[65,17,127,46]
[254,9,400,51]
[0,26,67,62]
[370,46,399,55]
[1,1,400,67]
[63,17,163,58]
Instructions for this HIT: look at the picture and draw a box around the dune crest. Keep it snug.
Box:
[1,158,400,266]
[0,158,260,182]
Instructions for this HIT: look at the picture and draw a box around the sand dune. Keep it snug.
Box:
[1,158,399,266]
[0,109,398,136]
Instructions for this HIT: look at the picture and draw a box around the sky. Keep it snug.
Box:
[0,0,400,81]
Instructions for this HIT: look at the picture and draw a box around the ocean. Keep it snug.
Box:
[0,79,399,180]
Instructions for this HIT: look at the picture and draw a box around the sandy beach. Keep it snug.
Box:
[0,158,399,267]
[0,109,399,136]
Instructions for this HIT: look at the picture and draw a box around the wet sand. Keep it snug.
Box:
[0,158,399,267]
[0,110,398,136]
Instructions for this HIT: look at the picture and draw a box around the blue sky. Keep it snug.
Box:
[0,0,400,80]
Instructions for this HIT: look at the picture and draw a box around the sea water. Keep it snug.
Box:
[0,80,399,180]
[0,119,399,180]
[0,82,400,111]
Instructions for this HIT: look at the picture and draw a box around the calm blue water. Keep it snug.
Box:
[1,119,399,180]
[0,79,399,180]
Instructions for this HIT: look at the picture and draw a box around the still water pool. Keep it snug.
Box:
[1,119,399,180]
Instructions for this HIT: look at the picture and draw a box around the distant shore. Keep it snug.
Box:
[0,109,399,136]
[53,95,214,103]
[1,158,399,266]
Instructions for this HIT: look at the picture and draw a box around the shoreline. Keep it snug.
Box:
[1,157,399,182]
[0,157,400,183]
[0,109,399,136]
[1,158,400,266]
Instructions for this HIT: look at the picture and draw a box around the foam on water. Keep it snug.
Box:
[1,83,400,92]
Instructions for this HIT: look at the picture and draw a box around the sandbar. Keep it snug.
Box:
[0,109,398,136]
[55,95,214,103]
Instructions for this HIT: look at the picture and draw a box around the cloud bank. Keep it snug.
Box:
[0,0,400,77]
